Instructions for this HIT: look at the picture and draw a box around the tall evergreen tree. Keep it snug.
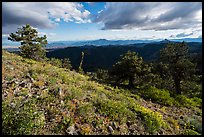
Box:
[109,51,150,88]
[160,42,196,95]
[8,24,47,61]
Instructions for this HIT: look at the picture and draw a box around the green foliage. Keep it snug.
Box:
[8,24,47,61]
[132,104,168,134]
[182,116,202,135]
[137,86,202,108]
[93,99,136,122]
[46,57,72,70]
[78,52,85,73]
[181,81,202,98]
[77,103,95,117]
[48,57,63,67]
[138,86,174,106]
[160,42,196,95]
[2,98,45,135]
[191,97,202,106]
[185,118,202,134]
[96,69,109,81]
[109,51,151,88]
[183,129,200,135]
[62,58,72,70]
[2,50,202,135]
[46,42,202,72]
[143,112,166,134]
[151,62,174,91]
[174,95,201,108]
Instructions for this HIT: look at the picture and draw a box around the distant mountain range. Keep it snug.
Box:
[46,38,202,48]
[3,38,202,49]
[4,39,202,72]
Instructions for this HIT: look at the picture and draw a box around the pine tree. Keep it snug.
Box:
[8,24,47,61]
[109,51,150,88]
[160,42,196,95]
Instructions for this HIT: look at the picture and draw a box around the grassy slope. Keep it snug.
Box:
[2,50,202,135]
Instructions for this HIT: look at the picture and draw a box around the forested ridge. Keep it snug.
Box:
[46,42,202,73]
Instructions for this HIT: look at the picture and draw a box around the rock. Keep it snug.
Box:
[66,125,78,135]
[27,83,32,89]
[126,121,131,127]
[112,122,118,129]
[26,74,34,83]
[28,93,32,97]
[92,121,97,127]
[10,102,16,108]
[59,88,63,96]
[19,81,26,87]
[13,87,20,96]
[108,126,114,134]
[61,100,64,106]
[75,123,80,129]
[101,93,107,99]
[84,97,90,102]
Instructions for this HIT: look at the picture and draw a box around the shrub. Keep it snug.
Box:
[62,58,72,70]
[183,129,200,135]
[174,95,200,108]
[2,99,45,135]
[181,115,202,134]
[138,86,174,106]
[133,104,169,134]
[93,98,136,123]
[181,81,202,98]
[49,58,63,68]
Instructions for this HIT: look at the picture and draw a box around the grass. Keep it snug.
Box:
[2,50,202,135]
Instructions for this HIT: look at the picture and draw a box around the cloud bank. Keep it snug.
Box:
[2,2,91,34]
[94,2,202,31]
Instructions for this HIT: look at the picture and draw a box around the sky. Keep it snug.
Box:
[2,2,202,44]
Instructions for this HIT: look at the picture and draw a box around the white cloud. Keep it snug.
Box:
[97,10,103,14]
[2,34,9,38]
[39,32,56,37]
[94,2,202,31]
[55,18,61,22]
[2,2,91,34]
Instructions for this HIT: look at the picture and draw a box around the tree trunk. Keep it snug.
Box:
[174,77,181,95]
[129,76,134,88]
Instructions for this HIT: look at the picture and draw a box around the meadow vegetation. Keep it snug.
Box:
[2,50,202,135]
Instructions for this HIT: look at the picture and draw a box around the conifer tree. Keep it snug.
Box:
[8,24,47,61]
[160,42,196,95]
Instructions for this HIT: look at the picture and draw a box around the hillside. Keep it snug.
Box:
[2,50,202,135]
[46,42,202,72]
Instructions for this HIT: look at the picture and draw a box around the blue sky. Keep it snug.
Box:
[2,2,202,45]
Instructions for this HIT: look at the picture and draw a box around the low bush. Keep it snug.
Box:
[137,86,174,106]
[174,95,201,108]
[183,129,200,135]
[2,98,45,135]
